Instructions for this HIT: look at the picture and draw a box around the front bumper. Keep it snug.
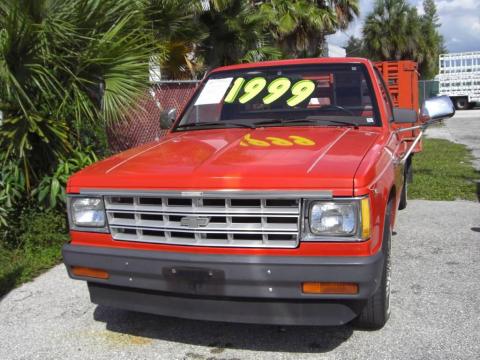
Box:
[63,244,384,326]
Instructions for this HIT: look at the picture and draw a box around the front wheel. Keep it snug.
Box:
[398,165,410,210]
[398,178,407,210]
[354,201,392,329]
[453,97,469,110]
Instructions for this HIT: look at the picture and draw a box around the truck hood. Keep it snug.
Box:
[69,127,380,194]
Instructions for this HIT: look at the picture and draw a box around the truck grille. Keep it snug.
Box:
[105,195,301,248]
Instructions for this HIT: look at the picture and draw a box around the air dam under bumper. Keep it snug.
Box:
[62,244,384,326]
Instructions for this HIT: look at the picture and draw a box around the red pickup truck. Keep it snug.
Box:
[63,58,454,329]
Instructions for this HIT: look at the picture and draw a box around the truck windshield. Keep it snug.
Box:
[175,63,380,131]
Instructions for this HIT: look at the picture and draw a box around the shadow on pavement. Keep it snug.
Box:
[93,305,353,353]
[0,266,25,301]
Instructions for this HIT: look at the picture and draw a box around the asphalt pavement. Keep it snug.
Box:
[1,110,479,360]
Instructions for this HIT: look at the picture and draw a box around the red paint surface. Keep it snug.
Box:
[69,126,381,194]
[210,57,375,74]
[70,231,377,257]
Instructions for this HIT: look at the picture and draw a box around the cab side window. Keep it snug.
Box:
[374,68,394,122]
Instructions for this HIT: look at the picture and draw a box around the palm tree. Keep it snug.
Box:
[345,35,367,57]
[257,0,359,58]
[419,0,445,79]
[146,0,207,79]
[198,0,281,68]
[362,0,444,78]
[0,0,152,188]
[362,0,423,61]
[330,0,360,30]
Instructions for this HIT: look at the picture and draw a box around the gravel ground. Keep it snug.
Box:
[1,109,479,360]
[0,200,479,360]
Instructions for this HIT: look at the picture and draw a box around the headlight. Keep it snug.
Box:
[304,198,370,241]
[69,197,106,228]
[310,202,357,235]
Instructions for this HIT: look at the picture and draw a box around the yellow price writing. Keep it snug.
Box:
[239,77,267,104]
[240,135,315,147]
[288,135,315,146]
[224,77,315,106]
[263,78,291,104]
[287,80,316,107]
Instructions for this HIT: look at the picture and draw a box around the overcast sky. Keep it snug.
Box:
[327,0,480,53]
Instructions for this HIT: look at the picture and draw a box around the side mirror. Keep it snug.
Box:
[421,95,455,124]
[393,108,418,124]
[160,108,177,129]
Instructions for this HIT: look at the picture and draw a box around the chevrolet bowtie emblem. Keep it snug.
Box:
[180,216,210,228]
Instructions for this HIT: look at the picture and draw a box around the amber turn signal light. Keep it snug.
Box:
[302,282,358,295]
[71,266,109,279]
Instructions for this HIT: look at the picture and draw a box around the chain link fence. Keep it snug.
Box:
[107,80,200,152]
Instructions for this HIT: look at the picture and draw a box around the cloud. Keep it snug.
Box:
[436,0,477,11]
[434,0,480,52]
[327,0,480,53]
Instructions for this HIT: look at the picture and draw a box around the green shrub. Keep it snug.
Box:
[0,0,151,189]
[0,147,97,241]
[1,205,68,248]
[32,148,98,209]
[0,158,25,227]
[18,208,69,250]
[0,207,68,296]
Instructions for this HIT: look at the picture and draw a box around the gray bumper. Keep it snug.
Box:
[63,244,384,326]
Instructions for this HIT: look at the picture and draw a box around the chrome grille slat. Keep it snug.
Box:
[110,225,298,235]
[110,222,298,233]
[105,203,298,214]
[105,195,300,248]
[107,214,298,232]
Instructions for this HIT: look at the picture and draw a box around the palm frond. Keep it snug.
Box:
[0,0,152,189]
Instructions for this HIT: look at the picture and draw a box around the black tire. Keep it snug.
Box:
[354,201,392,329]
[406,155,413,184]
[453,97,469,110]
[398,178,407,210]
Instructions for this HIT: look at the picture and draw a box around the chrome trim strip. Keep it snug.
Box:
[110,225,297,235]
[79,189,333,199]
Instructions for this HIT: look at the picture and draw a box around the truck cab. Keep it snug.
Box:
[63,58,454,329]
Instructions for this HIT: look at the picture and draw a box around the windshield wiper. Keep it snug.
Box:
[253,118,359,129]
[306,118,360,129]
[253,118,326,127]
[316,104,355,116]
[176,121,254,129]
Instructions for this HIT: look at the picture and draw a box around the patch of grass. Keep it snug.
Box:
[0,209,68,297]
[0,245,65,297]
[410,138,480,201]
